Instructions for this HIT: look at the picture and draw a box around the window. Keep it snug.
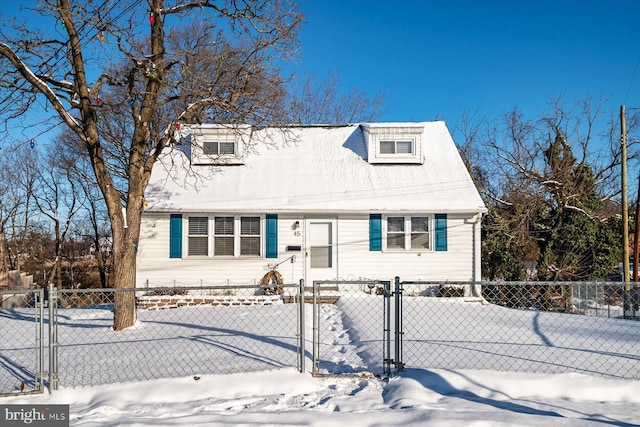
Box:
[188,217,208,256]
[361,124,424,164]
[190,125,249,165]
[380,140,413,155]
[203,141,236,155]
[410,216,430,249]
[187,215,263,257]
[386,217,406,249]
[385,216,431,250]
[214,217,234,256]
[240,216,260,256]
[310,222,332,268]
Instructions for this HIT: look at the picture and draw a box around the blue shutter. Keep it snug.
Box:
[265,214,278,258]
[369,214,382,251]
[435,214,448,251]
[169,214,182,258]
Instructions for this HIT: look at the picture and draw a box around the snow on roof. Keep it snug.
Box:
[144,122,486,213]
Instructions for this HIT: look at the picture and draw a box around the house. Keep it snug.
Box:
[136,122,487,295]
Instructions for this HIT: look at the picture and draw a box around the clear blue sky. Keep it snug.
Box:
[296,0,640,123]
[2,0,640,132]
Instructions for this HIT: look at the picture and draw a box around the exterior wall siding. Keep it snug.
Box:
[136,212,479,288]
[136,213,305,287]
[336,214,475,283]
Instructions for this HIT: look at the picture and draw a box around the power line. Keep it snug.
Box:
[625,55,640,105]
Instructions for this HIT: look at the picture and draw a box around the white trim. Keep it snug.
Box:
[190,126,248,165]
[383,215,433,252]
[362,124,424,164]
[304,217,338,283]
[185,214,264,258]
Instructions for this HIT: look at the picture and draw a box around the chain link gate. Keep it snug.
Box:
[0,288,46,397]
[310,280,392,377]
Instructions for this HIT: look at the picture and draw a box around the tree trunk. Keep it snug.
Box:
[111,207,141,331]
[96,249,108,288]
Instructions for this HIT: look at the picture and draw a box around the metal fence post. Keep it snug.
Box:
[36,288,44,393]
[383,280,391,377]
[394,276,404,374]
[312,280,319,375]
[298,279,305,373]
[47,282,58,392]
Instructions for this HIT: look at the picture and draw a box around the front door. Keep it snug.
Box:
[305,218,338,284]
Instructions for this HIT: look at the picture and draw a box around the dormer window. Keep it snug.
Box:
[361,124,424,164]
[203,141,236,156]
[379,140,414,155]
[189,125,249,165]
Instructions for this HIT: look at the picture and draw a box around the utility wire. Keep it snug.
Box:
[625,55,640,105]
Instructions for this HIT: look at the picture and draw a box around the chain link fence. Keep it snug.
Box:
[310,280,390,378]
[0,288,45,397]
[52,283,303,388]
[2,279,639,395]
[400,280,640,379]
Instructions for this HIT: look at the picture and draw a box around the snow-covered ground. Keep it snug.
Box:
[2,294,640,426]
[4,367,640,426]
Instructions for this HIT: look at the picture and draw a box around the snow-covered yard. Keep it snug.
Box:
[2,294,640,426]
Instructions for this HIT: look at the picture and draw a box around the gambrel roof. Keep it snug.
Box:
[144,122,486,214]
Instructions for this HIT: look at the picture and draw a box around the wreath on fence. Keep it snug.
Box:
[259,270,283,295]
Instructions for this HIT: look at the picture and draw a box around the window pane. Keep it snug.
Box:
[241,217,260,235]
[387,234,405,249]
[188,217,208,235]
[380,140,395,154]
[411,217,429,233]
[214,217,234,235]
[396,140,413,154]
[188,236,208,256]
[214,236,234,256]
[411,233,430,249]
[310,246,332,268]
[203,141,219,155]
[240,237,260,256]
[219,142,235,155]
[388,217,404,232]
[411,217,429,249]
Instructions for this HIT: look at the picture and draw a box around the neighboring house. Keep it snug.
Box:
[137,122,487,294]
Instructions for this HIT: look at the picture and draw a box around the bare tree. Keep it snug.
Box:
[287,71,386,124]
[0,145,39,272]
[0,0,301,329]
[33,145,82,289]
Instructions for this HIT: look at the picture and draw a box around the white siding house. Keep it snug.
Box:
[136,122,486,292]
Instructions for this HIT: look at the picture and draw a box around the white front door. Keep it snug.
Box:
[305,218,338,284]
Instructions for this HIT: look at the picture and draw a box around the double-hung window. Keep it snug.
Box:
[214,217,235,256]
[187,215,262,257]
[240,216,261,256]
[385,216,430,250]
[188,217,209,256]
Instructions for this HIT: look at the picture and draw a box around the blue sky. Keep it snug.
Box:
[2,0,639,136]
[296,0,640,123]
